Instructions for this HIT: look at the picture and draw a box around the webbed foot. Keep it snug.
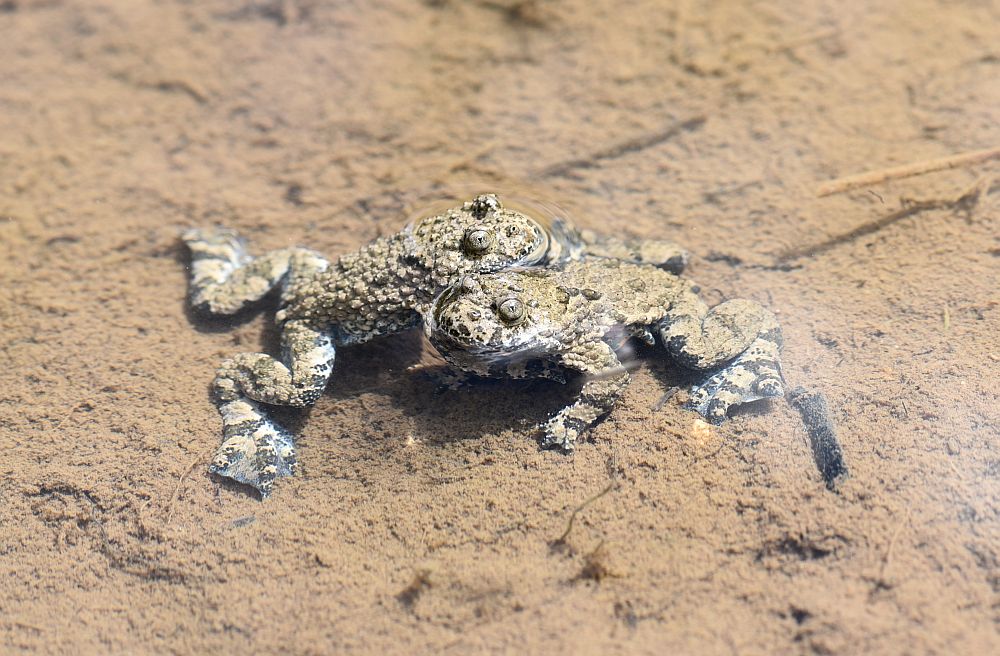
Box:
[540,414,586,452]
[684,316,784,423]
[211,398,297,498]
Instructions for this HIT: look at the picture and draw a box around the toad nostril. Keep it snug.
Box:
[468,194,501,219]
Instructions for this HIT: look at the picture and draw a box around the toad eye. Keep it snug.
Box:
[462,227,495,254]
[496,297,525,324]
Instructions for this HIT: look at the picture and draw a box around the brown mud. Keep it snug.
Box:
[2,1,998,653]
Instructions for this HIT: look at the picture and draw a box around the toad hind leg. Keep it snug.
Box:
[185,233,336,497]
[580,229,690,274]
[658,295,767,370]
[215,319,336,408]
[685,311,784,424]
[183,227,325,315]
[541,343,630,452]
[210,319,337,497]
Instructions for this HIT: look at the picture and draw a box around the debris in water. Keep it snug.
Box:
[788,386,848,489]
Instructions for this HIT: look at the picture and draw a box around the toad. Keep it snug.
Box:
[183,194,688,495]
[426,258,784,449]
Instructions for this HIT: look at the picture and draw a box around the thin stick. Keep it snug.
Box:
[817,147,1000,197]
[878,508,912,581]
[446,139,501,174]
[164,451,209,525]
[652,386,680,412]
[765,28,839,54]
[781,176,994,263]
[553,481,617,546]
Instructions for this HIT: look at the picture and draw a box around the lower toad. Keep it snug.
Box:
[426,258,785,449]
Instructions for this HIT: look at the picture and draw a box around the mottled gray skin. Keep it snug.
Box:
[183,194,689,496]
[427,258,784,450]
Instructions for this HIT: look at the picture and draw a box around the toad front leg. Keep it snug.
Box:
[547,219,689,273]
[541,341,630,451]
[579,228,690,274]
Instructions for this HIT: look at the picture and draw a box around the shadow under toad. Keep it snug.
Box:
[638,341,781,422]
[318,329,579,449]
[192,320,783,500]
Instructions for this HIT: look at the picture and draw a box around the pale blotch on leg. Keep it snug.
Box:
[211,398,297,498]
[658,296,766,370]
[685,312,785,424]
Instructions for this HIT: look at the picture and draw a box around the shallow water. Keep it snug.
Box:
[2,1,998,653]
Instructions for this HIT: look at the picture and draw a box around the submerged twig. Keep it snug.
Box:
[780,177,994,262]
[878,508,912,582]
[788,386,848,490]
[816,147,1000,197]
[553,481,618,546]
[765,28,840,54]
[536,116,706,178]
[164,450,210,525]
[652,386,680,411]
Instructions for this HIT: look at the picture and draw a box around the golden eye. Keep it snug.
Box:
[496,297,525,324]
[463,227,495,254]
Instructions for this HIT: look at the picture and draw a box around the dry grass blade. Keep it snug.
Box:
[816,147,1000,197]
[552,481,618,547]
